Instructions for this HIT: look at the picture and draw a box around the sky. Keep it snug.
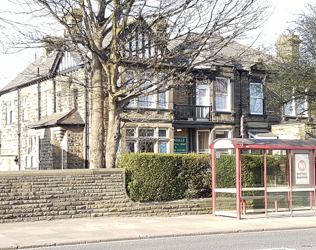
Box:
[0,0,311,89]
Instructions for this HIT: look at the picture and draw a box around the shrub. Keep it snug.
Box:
[119,153,285,202]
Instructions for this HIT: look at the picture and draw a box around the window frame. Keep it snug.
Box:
[125,127,169,153]
[6,100,15,124]
[215,77,231,112]
[249,83,264,115]
[196,130,211,154]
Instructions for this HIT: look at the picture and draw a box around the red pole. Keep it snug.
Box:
[313,150,316,216]
[289,150,293,217]
[236,148,241,220]
[212,148,216,216]
[241,115,244,147]
[264,149,268,218]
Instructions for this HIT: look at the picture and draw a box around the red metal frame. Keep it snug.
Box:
[264,149,267,218]
[210,139,316,220]
[314,150,316,216]
[289,150,293,217]
[212,149,216,216]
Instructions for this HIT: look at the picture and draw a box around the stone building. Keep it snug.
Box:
[2,32,308,170]
[0,49,89,170]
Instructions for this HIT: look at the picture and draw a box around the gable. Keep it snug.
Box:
[57,51,82,74]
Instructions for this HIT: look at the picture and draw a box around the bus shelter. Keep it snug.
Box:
[210,138,316,220]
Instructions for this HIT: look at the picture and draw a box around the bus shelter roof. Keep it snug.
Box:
[210,138,316,150]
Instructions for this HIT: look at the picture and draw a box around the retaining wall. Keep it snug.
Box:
[0,169,212,223]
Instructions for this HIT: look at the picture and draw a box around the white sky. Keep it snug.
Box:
[0,0,311,89]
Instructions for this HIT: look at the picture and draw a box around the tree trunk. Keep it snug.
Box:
[89,55,105,169]
[105,96,121,168]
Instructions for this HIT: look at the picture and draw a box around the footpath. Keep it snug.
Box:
[1,213,316,249]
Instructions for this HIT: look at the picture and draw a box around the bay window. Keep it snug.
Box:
[125,127,169,153]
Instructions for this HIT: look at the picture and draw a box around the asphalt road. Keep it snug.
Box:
[28,228,316,250]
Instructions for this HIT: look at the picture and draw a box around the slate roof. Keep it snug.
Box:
[29,110,85,129]
[0,51,60,94]
[0,45,86,95]
[168,33,271,69]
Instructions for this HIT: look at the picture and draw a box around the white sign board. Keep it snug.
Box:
[295,154,310,185]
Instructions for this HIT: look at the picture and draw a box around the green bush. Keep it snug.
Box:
[119,153,286,202]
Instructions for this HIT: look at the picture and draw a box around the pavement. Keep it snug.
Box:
[1,213,316,249]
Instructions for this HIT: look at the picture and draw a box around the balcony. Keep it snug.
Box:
[174,104,212,121]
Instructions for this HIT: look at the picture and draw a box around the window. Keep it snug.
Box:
[126,141,135,153]
[214,130,232,154]
[47,90,52,116]
[158,73,168,109]
[159,129,167,138]
[126,128,136,137]
[25,136,38,169]
[197,130,210,154]
[159,142,168,153]
[284,96,308,117]
[297,97,308,117]
[139,141,155,153]
[6,100,15,124]
[215,78,231,111]
[284,99,295,116]
[139,128,154,137]
[250,83,263,115]
[139,72,155,108]
[126,70,137,107]
[125,127,169,153]
[23,97,28,121]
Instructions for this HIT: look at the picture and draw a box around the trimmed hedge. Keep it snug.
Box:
[119,153,285,202]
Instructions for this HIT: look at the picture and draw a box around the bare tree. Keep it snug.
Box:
[5,0,269,168]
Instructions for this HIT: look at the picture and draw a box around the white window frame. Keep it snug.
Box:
[215,77,231,112]
[126,70,137,107]
[197,130,210,154]
[214,129,232,154]
[47,90,52,116]
[284,98,295,116]
[139,72,156,108]
[158,73,168,109]
[23,97,28,121]
[6,100,15,124]
[250,83,264,115]
[125,127,169,153]
[297,96,308,117]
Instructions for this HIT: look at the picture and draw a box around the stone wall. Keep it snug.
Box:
[0,169,212,223]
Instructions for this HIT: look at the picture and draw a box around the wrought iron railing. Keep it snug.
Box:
[174,104,212,121]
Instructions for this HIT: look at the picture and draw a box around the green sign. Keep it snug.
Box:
[174,137,187,153]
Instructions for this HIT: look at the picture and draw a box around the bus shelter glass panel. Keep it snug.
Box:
[214,156,237,216]
[291,150,314,212]
[266,154,290,214]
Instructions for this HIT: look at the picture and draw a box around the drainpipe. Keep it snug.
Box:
[53,79,56,113]
[37,80,41,121]
[84,65,89,169]
[18,89,21,170]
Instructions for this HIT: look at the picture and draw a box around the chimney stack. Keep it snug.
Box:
[276,35,300,62]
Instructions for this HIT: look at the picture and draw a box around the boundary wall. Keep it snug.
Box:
[0,169,212,223]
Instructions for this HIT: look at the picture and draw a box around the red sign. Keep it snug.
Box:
[298,160,306,172]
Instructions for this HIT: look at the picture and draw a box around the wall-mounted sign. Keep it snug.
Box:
[294,154,310,185]
[174,137,187,153]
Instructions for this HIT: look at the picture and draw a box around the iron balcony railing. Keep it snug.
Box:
[174,104,212,121]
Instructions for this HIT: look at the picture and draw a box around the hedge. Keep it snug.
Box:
[118,153,285,202]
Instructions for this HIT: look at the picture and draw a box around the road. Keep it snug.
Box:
[27,228,316,250]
